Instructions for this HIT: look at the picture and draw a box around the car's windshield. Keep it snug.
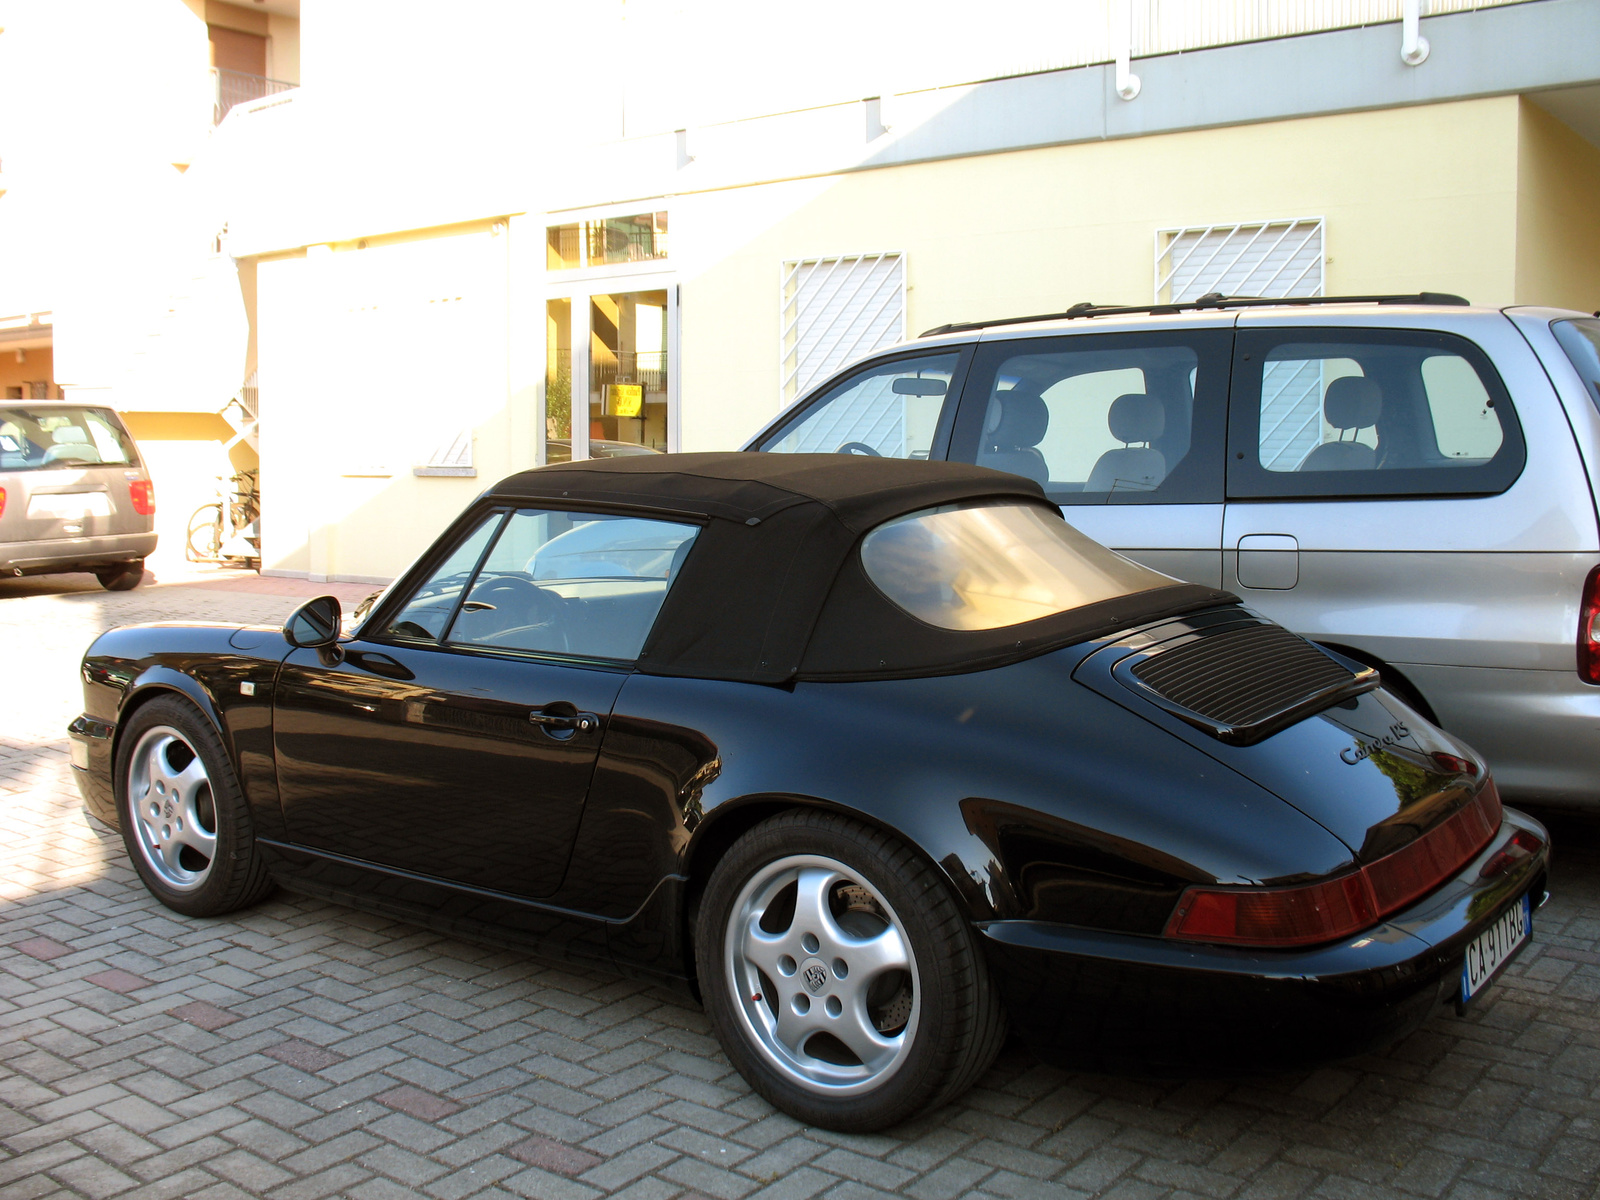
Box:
[0,406,137,471]
[860,500,1173,630]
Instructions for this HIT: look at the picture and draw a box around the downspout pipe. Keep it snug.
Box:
[1114,0,1141,100]
[1402,0,1430,65]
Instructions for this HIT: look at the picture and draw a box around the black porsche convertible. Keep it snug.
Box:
[70,453,1549,1130]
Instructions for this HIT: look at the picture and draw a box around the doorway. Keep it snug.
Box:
[546,285,677,463]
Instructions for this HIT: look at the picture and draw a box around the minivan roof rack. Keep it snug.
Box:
[918,292,1471,338]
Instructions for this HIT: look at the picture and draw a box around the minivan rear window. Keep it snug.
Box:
[1552,319,1600,415]
[0,407,138,471]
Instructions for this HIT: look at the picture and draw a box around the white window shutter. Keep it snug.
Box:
[780,253,905,406]
[1156,219,1324,305]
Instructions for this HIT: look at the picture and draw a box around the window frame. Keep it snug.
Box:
[947,329,1233,507]
[1226,327,1526,501]
[748,344,974,462]
[361,501,705,667]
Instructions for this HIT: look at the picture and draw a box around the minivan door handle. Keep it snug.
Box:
[1236,534,1299,590]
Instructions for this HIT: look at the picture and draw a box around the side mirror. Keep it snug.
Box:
[284,595,342,649]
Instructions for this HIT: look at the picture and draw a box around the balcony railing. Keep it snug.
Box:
[212,69,296,125]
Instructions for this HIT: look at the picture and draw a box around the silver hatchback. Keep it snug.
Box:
[0,401,157,590]
[747,296,1600,810]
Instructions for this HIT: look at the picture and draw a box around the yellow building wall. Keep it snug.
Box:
[680,96,1523,452]
[255,225,516,583]
[1515,100,1600,313]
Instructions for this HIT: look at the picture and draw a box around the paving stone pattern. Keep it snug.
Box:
[3,572,1599,1200]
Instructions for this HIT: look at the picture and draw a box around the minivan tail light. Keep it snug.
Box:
[0,485,6,518]
[1580,565,1600,684]
[1166,779,1503,947]
[129,480,155,516]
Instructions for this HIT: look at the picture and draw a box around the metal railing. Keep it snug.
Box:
[212,69,296,125]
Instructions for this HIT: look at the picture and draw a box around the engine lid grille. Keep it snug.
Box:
[1124,620,1377,745]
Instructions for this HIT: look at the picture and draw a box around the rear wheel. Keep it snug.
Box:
[96,560,145,591]
[186,503,223,562]
[696,810,1005,1131]
[115,696,273,917]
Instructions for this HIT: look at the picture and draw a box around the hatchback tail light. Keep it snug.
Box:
[1166,779,1504,948]
[1580,565,1600,684]
[129,479,155,516]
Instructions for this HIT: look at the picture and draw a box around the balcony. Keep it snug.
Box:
[212,68,296,125]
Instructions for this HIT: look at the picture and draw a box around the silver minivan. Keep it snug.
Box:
[0,401,157,590]
[747,296,1600,809]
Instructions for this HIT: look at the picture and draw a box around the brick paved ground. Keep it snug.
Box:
[2,571,1598,1200]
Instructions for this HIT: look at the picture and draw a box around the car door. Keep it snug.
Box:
[273,503,700,899]
[748,345,972,461]
[946,324,1233,586]
[1221,317,1563,682]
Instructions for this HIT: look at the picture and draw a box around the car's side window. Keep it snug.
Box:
[951,331,1231,505]
[444,509,699,661]
[756,352,963,460]
[1229,329,1525,499]
[381,512,505,641]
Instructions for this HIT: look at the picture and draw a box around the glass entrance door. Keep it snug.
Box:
[545,286,674,464]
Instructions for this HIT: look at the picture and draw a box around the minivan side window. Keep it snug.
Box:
[950,330,1231,505]
[1228,329,1524,499]
[756,352,963,460]
[1552,319,1600,414]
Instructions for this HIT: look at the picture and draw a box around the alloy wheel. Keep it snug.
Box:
[126,725,218,892]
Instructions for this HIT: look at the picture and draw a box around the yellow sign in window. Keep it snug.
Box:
[604,384,644,417]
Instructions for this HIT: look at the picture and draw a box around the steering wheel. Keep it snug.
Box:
[835,441,882,456]
[458,576,560,641]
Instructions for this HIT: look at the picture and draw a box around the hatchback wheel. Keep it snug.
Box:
[115,696,273,916]
[696,810,1005,1131]
[96,560,145,591]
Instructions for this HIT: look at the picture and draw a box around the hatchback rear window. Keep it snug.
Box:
[1552,319,1600,414]
[860,500,1171,630]
[0,407,138,471]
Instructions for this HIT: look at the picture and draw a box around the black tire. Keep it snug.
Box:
[96,560,145,591]
[186,503,223,562]
[695,810,1005,1131]
[114,696,274,917]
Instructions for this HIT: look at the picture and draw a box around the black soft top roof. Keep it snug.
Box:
[491,453,1229,683]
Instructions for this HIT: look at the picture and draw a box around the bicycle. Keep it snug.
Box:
[186,469,261,567]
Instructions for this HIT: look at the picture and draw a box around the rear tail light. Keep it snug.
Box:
[1480,828,1544,879]
[129,479,155,516]
[0,485,6,518]
[1166,778,1506,948]
[1580,565,1600,684]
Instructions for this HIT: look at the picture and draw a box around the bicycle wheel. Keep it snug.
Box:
[186,503,224,562]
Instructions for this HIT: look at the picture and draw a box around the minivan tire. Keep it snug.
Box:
[97,560,145,591]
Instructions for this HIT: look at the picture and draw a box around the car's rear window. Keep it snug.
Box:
[1552,319,1600,415]
[860,500,1172,631]
[0,407,138,471]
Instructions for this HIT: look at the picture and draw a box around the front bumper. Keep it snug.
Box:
[1,531,158,576]
[68,714,118,828]
[981,806,1549,1072]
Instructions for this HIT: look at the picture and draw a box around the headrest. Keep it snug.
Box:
[51,426,89,444]
[983,392,1049,449]
[1107,394,1164,444]
[1323,376,1382,431]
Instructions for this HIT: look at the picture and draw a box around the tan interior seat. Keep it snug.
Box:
[1086,393,1167,493]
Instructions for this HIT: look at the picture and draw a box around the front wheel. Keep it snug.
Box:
[114,696,274,917]
[186,503,223,562]
[696,811,1005,1131]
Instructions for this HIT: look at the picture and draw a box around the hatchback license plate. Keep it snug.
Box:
[1460,892,1531,1005]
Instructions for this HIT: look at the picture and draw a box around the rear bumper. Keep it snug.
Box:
[981,806,1549,1072]
[0,531,157,576]
[1404,663,1600,808]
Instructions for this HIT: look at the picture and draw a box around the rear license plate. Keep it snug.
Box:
[1460,892,1531,1005]
[27,492,111,519]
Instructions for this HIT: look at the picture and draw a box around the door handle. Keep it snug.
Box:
[345,650,416,681]
[528,705,598,733]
